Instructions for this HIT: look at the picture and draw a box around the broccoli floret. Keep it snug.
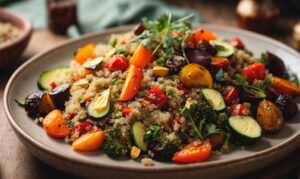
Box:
[194,100,216,123]
[144,125,161,148]
[153,140,178,161]
[103,127,129,158]
[216,112,229,129]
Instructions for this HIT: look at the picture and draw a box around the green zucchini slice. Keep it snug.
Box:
[83,56,103,70]
[38,66,70,90]
[131,121,148,152]
[201,88,226,111]
[229,115,262,144]
[87,88,111,120]
[211,40,235,58]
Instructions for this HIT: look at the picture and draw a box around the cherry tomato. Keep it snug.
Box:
[230,104,252,116]
[241,64,266,82]
[172,140,212,163]
[211,57,229,72]
[107,54,129,72]
[228,38,244,49]
[144,86,169,109]
[224,87,239,104]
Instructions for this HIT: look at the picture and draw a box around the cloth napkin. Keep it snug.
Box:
[2,0,203,38]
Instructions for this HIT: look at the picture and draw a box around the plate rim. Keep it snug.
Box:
[4,24,300,172]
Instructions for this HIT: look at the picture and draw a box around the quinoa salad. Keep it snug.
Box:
[16,13,300,166]
[0,22,20,47]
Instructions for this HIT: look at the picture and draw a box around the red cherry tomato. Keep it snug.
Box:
[224,87,239,104]
[122,108,131,115]
[228,38,244,49]
[230,104,252,116]
[241,64,266,82]
[211,57,229,72]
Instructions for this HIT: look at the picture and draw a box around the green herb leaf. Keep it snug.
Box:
[180,107,190,117]
[235,74,247,85]
[260,53,267,66]
[291,75,300,86]
[206,123,221,135]
[261,80,271,90]
[215,44,226,51]
[108,39,117,47]
[112,114,122,119]
[216,69,225,81]
[112,78,120,85]
[67,121,74,128]
[244,49,253,56]
[114,45,129,56]
[166,89,173,97]
[79,119,87,123]
[79,99,85,107]
[156,56,167,64]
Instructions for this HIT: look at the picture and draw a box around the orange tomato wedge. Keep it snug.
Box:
[173,140,211,163]
[194,29,217,47]
[43,110,70,138]
[273,77,300,96]
[74,44,96,64]
[129,45,153,69]
[72,129,105,151]
[119,65,143,101]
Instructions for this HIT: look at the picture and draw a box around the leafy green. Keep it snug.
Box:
[144,125,161,148]
[235,74,247,85]
[156,56,167,64]
[67,120,74,128]
[108,39,117,47]
[261,80,271,90]
[244,49,253,56]
[166,89,173,97]
[205,123,221,137]
[235,74,266,98]
[216,69,224,81]
[260,53,268,66]
[112,78,120,85]
[114,45,129,56]
[291,75,300,86]
[104,127,129,158]
[79,99,85,107]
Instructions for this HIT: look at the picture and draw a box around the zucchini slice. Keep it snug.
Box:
[87,88,111,120]
[83,56,103,70]
[229,115,262,144]
[131,121,148,152]
[38,66,70,90]
[201,88,226,111]
[211,40,235,58]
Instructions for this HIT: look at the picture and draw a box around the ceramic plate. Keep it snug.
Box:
[4,25,300,179]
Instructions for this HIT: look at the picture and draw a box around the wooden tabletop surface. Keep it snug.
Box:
[0,1,299,178]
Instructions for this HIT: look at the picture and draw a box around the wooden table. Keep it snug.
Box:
[1,1,300,178]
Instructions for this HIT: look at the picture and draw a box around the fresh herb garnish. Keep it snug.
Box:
[290,75,300,86]
[79,99,85,107]
[235,74,247,85]
[67,120,74,128]
[166,89,173,97]
[235,74,266,98]
[114,45,129,56]
[261,80,271,90]
[108,39,117,47]
[155,56,167,64]
[204,123,221,137]
[216,69,225,81]
[260,53,267,66]
[112,78,120,85]
[244,49,253,56]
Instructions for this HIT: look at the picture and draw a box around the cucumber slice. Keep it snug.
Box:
[242,85,266,98]
[131,121,148,152]
[201,88,226,111]
[38,66,69,90]
[83,56,103,70]
[229,115,262,144]
[211,40,235,58]
[87,88,111,120]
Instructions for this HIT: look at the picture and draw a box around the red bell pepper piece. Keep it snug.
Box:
[122,108,131,115]
[107,54,129,72]
[144,86,169,109]
[70,121,93,135]
[84,96,93,103]
[74,73,80,82]
[230,104,252,116]
[171,116,181,130]
[241,64,266,82]
[177,85,190,94]
[224,87,239,104]
[211,57,229,72]
[228,38,244,49]
[50,81,56,89]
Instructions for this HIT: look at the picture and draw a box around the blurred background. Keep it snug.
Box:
[0,0,300,178]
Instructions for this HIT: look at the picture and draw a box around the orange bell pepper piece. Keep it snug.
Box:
[43,110,70,138]
[74,44,96,64]
[119,65,143,101]
[273,77,300,96]
[72,129,105,151]
[129,45,153,69]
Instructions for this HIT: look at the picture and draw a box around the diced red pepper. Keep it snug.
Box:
[177,85,190,94]
[186,35,196,47]
[74,73,80,82]
[107,54,129,72]
[228,38,244,49]
[84,96,93,103]
[144,86,169,109]
[122,108,131,115]
[230,104,252,116]
[171,116,181,130]
[140,102,148,108]
[241,64,266,82]
[224,87,239,104]
[120,40,125,45]
[70,121,93,135]
[50,81,56,89]
[211,57,229,72]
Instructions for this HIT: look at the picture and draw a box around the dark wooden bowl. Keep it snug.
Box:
[0,8,32,70]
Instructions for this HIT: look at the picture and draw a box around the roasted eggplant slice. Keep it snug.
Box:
[49,83,71,110]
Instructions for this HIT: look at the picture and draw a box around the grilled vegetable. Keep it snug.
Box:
[131,121,148,152]
[38,66,69,90]
[72,129,105,151]
[273,77,300,96]
[43,109,70,138]
[49,83,70,110]
[133,23,146,35]
[194,29,217,46]
[83,56,103,70]
[144,86,169,109]
[230,104,252,116]
[257,100,284,133]
[228,38,244,49]
[129,45,153,69]
[172,140,211,163]
[107,55,129,72]
[210,40,235,58]
[198,40,217,56]
[275,94,298,120]
[74,44,96,64]
[265,52,286,77]
[229,115,261,144]
[201,88,226,111]
[73,79,89,88]
[224,87,239,104]
[241,64,266,82]
[210,57,229,72]
[179,63,213,88]
[184,47,212,68]
[87,89,111,120]
[153,66,169,77]
[165,55,186,73]
[25,91,56,118]
[208,133,225,149]
[119,65,143,101]
[130,146,141,159]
